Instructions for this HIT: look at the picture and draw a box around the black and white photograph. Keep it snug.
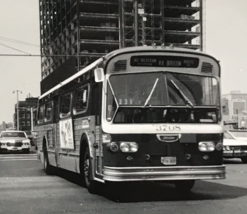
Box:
[0,1,247,213]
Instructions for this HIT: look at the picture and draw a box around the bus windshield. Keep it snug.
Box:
[107,72,220,123]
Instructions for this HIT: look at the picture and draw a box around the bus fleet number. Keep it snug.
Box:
[156,125,181,132]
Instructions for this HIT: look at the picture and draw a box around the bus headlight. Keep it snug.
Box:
[120,142,138,153]
[215,142,223,151]
[107,142,119,152]
[198,141,215,152]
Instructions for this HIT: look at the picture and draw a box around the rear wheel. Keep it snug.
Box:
[241,157,247,163]
[174,180,195,192]
[82,147,99,194]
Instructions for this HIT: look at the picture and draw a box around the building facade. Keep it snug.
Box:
[13,97,38,131]
[222,91,247,129]
[39,0,205,94]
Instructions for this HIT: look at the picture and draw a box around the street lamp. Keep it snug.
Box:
[13,90,22,130]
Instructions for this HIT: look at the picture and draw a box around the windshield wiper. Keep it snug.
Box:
[170,80,194,108]
[143,78,159,107]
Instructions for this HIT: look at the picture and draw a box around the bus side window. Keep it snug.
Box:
[60,93,72,118]
[37,105,45,124]
[45,102,53,121]
[73,85,89,114]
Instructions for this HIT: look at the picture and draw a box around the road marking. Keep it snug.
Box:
[0,159,37,161]
[0,154,37,161]
[0,154,37,158]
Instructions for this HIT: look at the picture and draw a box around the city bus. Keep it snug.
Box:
[35,45,225,194]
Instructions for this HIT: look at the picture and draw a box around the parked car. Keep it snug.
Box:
[0,131,31,153]
[223,130,247,163]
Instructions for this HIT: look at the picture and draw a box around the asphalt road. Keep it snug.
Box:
[1,152,247,214]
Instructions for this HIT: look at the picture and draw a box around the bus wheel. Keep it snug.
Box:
[174,180,195,192]
[241,157,247,163]
[43,149,53,175]
[83,147,99,194]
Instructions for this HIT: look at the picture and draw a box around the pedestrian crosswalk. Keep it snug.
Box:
[0,153,37,161]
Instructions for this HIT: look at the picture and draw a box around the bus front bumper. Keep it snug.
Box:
[103,165,226,182]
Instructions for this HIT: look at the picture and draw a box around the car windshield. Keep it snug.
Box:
[107,72,220,123]
[1,132,26,138]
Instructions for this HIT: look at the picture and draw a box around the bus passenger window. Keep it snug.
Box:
[73,85,89,114]
[38,105,45,123]
[45,102,52,121]
[60,93,71,117]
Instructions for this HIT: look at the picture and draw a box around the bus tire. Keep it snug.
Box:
[241,157,247,163]
[43,146,53,175]
[174,180,195,192]
[82,146,99,194]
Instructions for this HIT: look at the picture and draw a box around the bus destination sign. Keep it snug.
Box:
[130,56,199,68]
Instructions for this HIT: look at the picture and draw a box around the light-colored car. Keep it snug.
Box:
[0,131,31,153]
[223,130,247,163]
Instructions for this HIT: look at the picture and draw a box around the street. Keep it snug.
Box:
[1,153,247,214]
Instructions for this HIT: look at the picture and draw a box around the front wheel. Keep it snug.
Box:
[43,149,53,175]
[174,180,195,192]
[82,147,99,194]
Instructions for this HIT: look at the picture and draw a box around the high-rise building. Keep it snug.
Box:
[39,0,205,94]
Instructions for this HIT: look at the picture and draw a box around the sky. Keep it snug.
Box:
[0,0,247,123]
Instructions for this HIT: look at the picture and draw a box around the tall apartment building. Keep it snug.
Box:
[39,0,205,94]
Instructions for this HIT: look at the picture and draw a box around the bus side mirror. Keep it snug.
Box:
[94,68,104,82]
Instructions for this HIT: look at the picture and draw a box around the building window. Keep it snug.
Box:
[21,121,25,126]
[27,121,30,126]
[27,113,30,119]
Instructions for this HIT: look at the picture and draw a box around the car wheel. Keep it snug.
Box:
[174,180,195,192]
[82,147,99,194]
[241,157,247,163]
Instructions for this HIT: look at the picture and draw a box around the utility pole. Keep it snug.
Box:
[13,90,22,130]
[30,107,34,132]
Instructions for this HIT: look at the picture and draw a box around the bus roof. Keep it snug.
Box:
[39,45,217,100]
[39,57,104,100]
[103,45,215,60]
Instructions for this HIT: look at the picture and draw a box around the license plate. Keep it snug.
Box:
[161,157,176,165]
[12,147,18,150]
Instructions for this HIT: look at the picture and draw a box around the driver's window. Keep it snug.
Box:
[106,83,117,121]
